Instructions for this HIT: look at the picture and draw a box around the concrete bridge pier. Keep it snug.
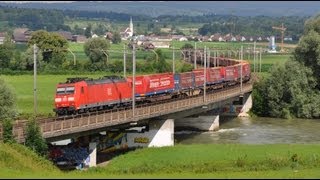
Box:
[127,119,175,147]
[81,119,175,167]
[238,94,252,117]
[88,142,97,167]
[220,92,252,117]
[175,115,220,131]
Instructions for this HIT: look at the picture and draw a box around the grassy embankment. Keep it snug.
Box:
[1,42,292,117]
[1,142,320,178]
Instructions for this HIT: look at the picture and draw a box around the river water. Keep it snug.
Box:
[174,116,320,144]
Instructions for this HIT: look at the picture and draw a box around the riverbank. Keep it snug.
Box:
[1,142,320,178]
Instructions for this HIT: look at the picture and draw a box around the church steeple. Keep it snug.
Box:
[129,16,133,37]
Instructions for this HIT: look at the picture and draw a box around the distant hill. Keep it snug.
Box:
[1,1,320,17]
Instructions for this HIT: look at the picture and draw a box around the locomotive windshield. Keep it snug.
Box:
[56,86,75,95]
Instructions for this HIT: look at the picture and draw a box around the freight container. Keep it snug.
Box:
[127,73,175,97]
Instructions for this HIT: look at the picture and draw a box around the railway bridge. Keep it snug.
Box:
[0,82,252,143]
[0,53,253,167]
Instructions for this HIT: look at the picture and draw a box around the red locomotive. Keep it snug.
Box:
[54,76,132,115]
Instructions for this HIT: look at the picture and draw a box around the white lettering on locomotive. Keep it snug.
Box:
[107,88,112,96]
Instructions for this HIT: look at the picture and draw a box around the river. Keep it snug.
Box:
[174,116,320,144]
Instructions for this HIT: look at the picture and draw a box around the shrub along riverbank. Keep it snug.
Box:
[1,143,320,178]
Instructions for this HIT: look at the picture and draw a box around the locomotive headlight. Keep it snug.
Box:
[68,97,74,101]
[55,98,62,102]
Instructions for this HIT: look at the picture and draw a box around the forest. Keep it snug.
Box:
[0,5,309,39]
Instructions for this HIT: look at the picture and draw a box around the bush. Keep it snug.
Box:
[2,118,16,143]
[24,117,48,157]
[0,78,17,120]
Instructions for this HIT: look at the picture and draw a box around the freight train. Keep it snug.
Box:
[53,61,251,116]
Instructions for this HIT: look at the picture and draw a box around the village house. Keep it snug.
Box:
[13,28,32,43]
[72,35,87,43]
[105,32,113,41]
[0,32,7,44]
[142,42,155,50]
[91,34,99,38]
[55,31,73,41]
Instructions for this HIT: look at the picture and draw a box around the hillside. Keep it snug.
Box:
[0,143,63,178]
[1,1,320,17]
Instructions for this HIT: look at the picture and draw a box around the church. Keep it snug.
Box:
[120,17,133,40]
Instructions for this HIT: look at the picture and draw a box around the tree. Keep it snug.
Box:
[25,117,48,157]
[73,24,85,35]
[252,15,320,119]
[0,35,15,69]
[84,24,92,38]
[94,23,107,36]
[112,32,121,44]
[27,30,68,66]
[0,78,17,120]
[2,118,15,143]
[181,43,194,49]
[84,37,110,64]
[11,47,44,71]
[153,49,170,73]
[293,29,320,89]
[181,43,194,59]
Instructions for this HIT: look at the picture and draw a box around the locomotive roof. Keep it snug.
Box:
[59,76,126,85]
[85,75,127,85]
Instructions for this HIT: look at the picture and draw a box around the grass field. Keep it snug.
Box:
[1,143,320,178]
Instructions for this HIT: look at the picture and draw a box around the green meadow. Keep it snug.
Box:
[1,143,320,178]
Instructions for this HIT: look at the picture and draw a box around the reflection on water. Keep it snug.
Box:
[174,116,320,144]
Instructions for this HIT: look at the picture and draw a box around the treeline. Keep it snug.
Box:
[0,30,192,75]
[0,6,69,32]
[62,10,150,22]
[252,15,320,119]
[0,5,309,39]
[197,15,307,40]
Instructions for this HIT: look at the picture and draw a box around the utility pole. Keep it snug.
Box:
[217,51,219,67]
[132,43,136,119]
[253,41,256,73]
[207,48,210,67]
[203,46,206,102]
[67,48,76,65]
[240,46,243,94]
[33,44,37,116]
[172,45,175,74]
[213,50,216,67]
[123,44,126,77]
[194,42,197,69]
[259,47,262,72]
